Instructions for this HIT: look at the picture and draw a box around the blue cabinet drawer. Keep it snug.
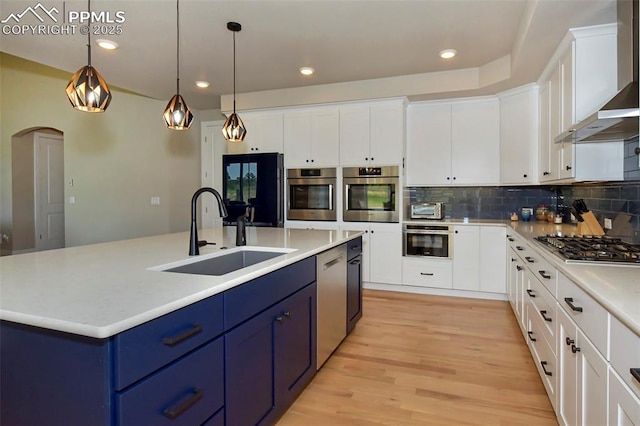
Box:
[224,257,316,330]
[113,294,223,390]
[347,237,362,260]
[116,337,224,425]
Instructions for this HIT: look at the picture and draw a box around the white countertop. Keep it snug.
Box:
[0,227,362,339]
[406,219,640,336]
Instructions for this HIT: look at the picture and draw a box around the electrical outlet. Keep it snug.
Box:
[151,196,160,205]
[604,217,612,230]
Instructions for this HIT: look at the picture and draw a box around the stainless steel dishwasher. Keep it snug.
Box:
[316,244,347,369]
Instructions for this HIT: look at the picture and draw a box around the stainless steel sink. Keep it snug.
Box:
[156,247,295,276]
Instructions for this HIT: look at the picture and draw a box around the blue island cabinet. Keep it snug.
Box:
[0,255,318,426]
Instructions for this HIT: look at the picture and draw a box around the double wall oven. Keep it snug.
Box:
[287,168,337,221]
[343,166,399,223]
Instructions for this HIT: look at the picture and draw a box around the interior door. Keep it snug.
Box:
[35,133,64,251]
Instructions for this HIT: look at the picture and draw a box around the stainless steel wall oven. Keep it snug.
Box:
[287,168,337,221]
[403,224,452,258]
[343,166,399,223]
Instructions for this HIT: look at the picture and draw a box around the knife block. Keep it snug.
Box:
[577,212,605,236]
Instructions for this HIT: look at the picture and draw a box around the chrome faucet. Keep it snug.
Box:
[189,187,228,256]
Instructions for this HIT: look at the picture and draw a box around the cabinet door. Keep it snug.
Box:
[576,328,607,426]
[370,103,404,165]
[339,105,370,166]
[560,46,574,134]
[559,141,575,180]
[609,368,640,426]
[310,109,339,166]
[479,226,506,293]
[405,103,452,185]
[284,111,312,168]
[347,254,363,334]
[500,88,537,184]
[558,308,578,426]
[227,112,283,154]
[538,83,556,181]
[274,283,317,409]
[368,224,402,285]
[451,99,500,185]
[341,224,370,282]
[549,66,562,178]
[452,226,480,291]
[225,306,276,426]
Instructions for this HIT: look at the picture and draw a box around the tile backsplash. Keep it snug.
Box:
[407,182,640,239]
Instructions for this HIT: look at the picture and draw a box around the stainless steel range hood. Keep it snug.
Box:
[556,0,638,144]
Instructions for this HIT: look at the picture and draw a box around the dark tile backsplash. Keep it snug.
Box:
[408,182,640,239]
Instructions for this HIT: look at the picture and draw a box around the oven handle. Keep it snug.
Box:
[329,184,333,211]
[403,230,452,235]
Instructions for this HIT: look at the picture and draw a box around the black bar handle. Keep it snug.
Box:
[163,388,203,419]
[571,345,581,354]
[566,337,575,346]
[420,272,434,276]
[631,368,640,383]
[511,257,517,262]
[527,331,536,342]
[540,310,553,322]
[349,259,361,265]
[564,297,583,312]
[508,237,515,242]
[540,361,553,376]
[525,256,535,263]
[516,246,524,251]
[516,265,523,271]
[162,324,203,347]
[538,270,551,280]
[526,289,536,298]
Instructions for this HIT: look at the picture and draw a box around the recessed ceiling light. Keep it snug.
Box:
[439,49,457,59]
[195,81,210,88]
[299,67,314,76]
[96,39,119,50]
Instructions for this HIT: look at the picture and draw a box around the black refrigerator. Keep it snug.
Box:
[222,153,284,227]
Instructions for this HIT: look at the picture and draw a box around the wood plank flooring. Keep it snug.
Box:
[277,289,557,426]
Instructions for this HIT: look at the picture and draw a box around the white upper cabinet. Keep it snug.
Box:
[339,99,405,166]
[498,84,539,185]
[537,23,623,183]
[406,97,499,186]
[225,111,284,154]
[283,107,339,168]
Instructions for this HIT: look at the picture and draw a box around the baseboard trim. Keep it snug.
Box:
[363,282,508,301]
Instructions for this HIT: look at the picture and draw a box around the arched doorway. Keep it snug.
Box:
[11,127,65,253]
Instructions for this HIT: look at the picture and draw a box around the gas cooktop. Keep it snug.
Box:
[535,235,640,265]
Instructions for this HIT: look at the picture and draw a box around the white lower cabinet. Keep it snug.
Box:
[341,223,402,285]
[452,225,506,293]
[609,367,640,426]
[401,257,452,289]
[558,307,608,426]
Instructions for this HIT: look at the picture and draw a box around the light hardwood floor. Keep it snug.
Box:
[277,289,558,426]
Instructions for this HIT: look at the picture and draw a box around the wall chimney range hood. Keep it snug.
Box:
[556,0,639,144]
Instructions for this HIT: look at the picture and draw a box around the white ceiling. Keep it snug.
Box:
[0,0,618,110]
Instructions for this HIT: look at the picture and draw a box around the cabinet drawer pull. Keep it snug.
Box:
[511,257,517,262]
[420,272,434,276]
[527,331,536,342]
[566,337,575,346]
[508,237,515,242]
[540,361,553,376]
[631,368,640,383]
[564,297,583,312]
[162,324,203,347]
[571,345,581,354]
[538,270,551,280]
[540,310,553,322]
[516,265,523,271]
[276,311,291,322]
[349,259,361,265]
[526,289,536,298]
[163,388,203,419]
[516,246,524,251]
[525,256,535,263]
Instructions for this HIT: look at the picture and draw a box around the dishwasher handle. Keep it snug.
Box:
[323,255,344,270]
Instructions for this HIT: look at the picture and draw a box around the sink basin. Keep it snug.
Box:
[157,247,295,276]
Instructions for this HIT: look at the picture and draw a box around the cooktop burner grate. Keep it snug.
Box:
[534,235,640,264]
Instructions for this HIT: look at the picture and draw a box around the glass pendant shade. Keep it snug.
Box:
[65,65,112,112]
[222,112,247,142]
[163,93,193,130]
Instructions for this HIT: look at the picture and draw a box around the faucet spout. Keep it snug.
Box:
[189,187,228,256]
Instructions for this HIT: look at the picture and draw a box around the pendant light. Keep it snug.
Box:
[222,22,247,142]
[65,0,112,112]
[163,0,193,130]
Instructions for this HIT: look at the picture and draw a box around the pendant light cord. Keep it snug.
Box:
[86,0,91,67]
[176,0,181,95]
[233,29,236,113]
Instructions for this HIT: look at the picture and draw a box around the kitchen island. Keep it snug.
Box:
[0,227,363,426]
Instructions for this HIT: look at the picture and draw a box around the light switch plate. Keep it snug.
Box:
[151,196,160,205]
[603,217,612,229]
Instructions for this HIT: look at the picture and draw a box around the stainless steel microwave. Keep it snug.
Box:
[410,202,444,220]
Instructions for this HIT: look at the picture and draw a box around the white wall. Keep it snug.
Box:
[0,53,202,251]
